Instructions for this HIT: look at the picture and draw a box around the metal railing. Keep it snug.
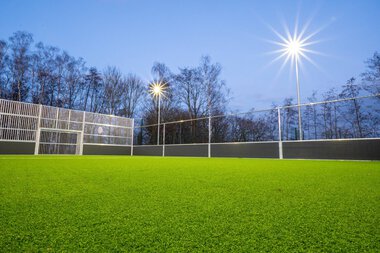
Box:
[1,94,378,157]
[0,99,134,154]
[134,94,380,158]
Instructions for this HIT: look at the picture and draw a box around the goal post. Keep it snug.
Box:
[0,98,134,156]
[36,128,83,155]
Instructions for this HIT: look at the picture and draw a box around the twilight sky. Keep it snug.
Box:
[0,0,379,111]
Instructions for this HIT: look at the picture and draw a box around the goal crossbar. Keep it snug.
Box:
[35,128,84,155]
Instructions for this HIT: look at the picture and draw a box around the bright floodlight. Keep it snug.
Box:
[268,21,324,141]
[148,81,167,145]
[153,85,161,94]
[149,81,167,98]
[286,39,303,57]
[268,21,323,71]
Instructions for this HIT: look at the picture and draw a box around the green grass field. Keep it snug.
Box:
[0,156,379,252]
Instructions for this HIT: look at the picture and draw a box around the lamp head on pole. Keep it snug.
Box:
[149,81,167,98]
[267,20,324,71]
[286,38,303,59]
[278,34,307,64]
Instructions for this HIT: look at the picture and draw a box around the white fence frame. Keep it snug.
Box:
[134,93,380,159]
[1,94,379,157]
[0,99,134,155]
[36,128,83,155]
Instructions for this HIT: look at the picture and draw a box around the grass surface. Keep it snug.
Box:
[0,156,379,252]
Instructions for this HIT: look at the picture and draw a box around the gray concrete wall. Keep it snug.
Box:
[83,145,131,155]
[0,142,131,155]
[165,144,208,157]
[133,139,380,160]
[283,139,380,160]
[211,142,279,158]
[1,139,379,160]
[0,141,35,154]
[133,145,163,156]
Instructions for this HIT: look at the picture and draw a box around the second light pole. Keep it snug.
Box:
[149,81,167,145]
[286,39,303,140]
[295,54,302,140]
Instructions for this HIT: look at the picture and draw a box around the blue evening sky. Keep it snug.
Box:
[0,0,379,111]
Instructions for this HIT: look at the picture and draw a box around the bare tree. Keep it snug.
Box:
[84,67,103,112]
[306,91,319,139]
[119,74,145,118]
[102,66,124,115]
[173,56,229,142]
[8,31,33,101]
[64,57,86,109]
[361,51,380,97]
[281,98,297,140]
[30,42,59,105]
[361,52,380,136]
[140,62,179,144]
[321,88,339,139]
[175,56,228,118]
[339,78,366,138]
[54,51,71,108]
[150,62,177,120]
[176,67,203,119]
[0,40,9,98]
[198,56,229,114]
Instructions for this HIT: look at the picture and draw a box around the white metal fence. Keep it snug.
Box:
[0,99,134,155]
[135,94,380,158]
[1,94,378,157]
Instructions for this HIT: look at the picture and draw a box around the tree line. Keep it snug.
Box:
[0,31,379,144]
[0,31,145,118]
[138,52,379,144]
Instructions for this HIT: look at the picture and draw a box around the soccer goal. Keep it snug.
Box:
[36,128,83,155]
[0,98,134,155]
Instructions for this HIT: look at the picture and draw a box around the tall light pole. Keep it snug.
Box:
[149,81,167,145]
[278,36,306,140]
[270,22,322,141]
[287,40,303,140]
[157,89,161,145]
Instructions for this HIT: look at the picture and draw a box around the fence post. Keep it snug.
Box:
[79,111,85,155]
[34,104,42,155]
[55,107,59,129]
[277,107,283,159]
[208,116,211,158]
[131,118,134,156]
[67,110,71,130]
[16,103,21,140]
[162,123,166,157]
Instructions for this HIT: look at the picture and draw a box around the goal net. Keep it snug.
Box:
[0,99,134,155]
[37,128,82,155]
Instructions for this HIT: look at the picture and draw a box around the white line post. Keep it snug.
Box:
[67,110,71,130]
[55,108,59,129]
[78,111,85,155]
[34,104,42,155]
[277,107,283,159]
[208,115,211,158]
[157,93,161,145]
[162,123,166,157]
[295,56,303,140]
[131,118,134,156]
[207,82,212,158]
[54,108,60,153]
[16,103,21,140]
[0,100,2,139]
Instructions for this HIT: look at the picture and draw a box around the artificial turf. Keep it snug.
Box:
[0,156,379,252]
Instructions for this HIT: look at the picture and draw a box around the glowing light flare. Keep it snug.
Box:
[266,19,326,142]
[286,39,303,57]
[265,18,327,73]
[149,81,167,98]
[153,85,161,94]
